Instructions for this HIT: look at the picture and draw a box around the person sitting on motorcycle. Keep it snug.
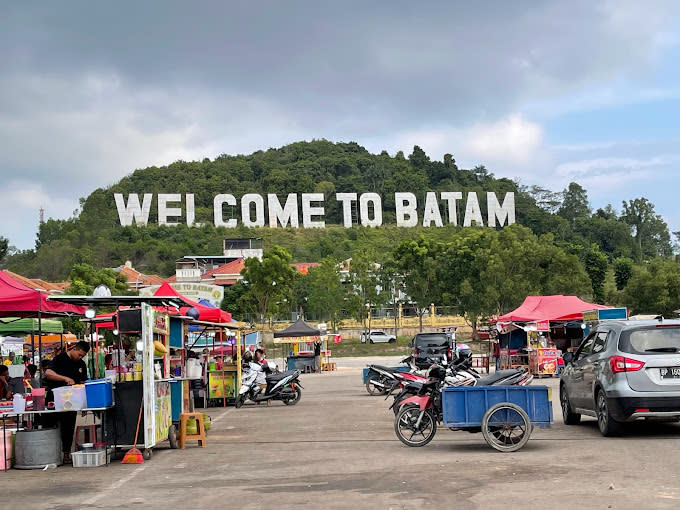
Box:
[254,349,268,392]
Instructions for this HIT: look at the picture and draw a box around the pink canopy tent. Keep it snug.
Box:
[153,282,232,323]
[496,295,610,323]
[0,270,86,317]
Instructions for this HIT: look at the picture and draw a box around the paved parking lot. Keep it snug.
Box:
[3,357,680,509]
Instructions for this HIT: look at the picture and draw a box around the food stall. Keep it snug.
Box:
[494,295,613,373]
[184,321,242,407]
[273,318,324,372]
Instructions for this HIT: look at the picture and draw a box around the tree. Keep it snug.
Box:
[66,263,131,296]
[304,257,346,332]
[558,182,591,225]
[0,236,8,262]
[613,257,634,291]
[346,249,385,335]
[623,259,680,316]
[239,246,298,330]
[621,198,672,260]
[583,244,608,304]
[393,237,441,332]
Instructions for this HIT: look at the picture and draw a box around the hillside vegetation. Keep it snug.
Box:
[2,140,679,317]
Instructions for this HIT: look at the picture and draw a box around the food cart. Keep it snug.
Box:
[48,296,190,457]
[186,320,243,407]
[273,319,325,372]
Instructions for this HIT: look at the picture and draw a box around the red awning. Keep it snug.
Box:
[153,282,232,323]
[496,295,610,323]
[0,270,86,317]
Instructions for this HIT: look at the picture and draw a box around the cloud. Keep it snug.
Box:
[555,156,670,178]
[1,1,680,250]
[463,115,543,164]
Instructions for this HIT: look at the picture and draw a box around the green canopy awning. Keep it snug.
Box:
[0,317,64,335]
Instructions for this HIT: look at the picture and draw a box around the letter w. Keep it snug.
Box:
[114,193,153,226]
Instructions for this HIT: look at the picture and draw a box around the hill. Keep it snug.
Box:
[2,140,672,283]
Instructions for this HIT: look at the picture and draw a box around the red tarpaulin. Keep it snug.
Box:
[0,270,86,317]
[153,282,232,323]
[496,295,610,323]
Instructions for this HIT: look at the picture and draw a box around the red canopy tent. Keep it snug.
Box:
[0,270,86,317]
[496,295,609,323]
[153,282,232,323]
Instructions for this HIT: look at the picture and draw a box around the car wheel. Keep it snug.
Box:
[560,385,581,425]
[596,390,623,437]
[389,338,395,343]
[369,339,374,344]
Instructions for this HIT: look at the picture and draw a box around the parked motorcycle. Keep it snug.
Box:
[388,362,533,414]
[235,361,303,408]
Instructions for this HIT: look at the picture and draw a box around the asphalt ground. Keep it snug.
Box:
[2,356,680,509]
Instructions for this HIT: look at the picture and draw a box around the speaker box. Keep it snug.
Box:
[118,309,142,333]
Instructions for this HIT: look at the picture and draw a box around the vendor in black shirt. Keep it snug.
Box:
[44,340,90,463]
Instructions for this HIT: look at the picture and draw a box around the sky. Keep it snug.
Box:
[1,1,679,251]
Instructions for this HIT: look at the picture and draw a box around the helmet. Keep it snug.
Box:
[426,364,446,380]
[242,351,253,363]
[456,343,472,361]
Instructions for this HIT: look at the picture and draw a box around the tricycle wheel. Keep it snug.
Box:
[394,406,437,447]
[482,402,531,452]
[366,374,386,396]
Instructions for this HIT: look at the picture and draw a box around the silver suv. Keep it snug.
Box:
[560,319,680,436]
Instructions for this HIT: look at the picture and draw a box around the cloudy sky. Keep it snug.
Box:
[1,1,680,250]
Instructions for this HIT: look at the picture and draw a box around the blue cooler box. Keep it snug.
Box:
[85,379,114,408]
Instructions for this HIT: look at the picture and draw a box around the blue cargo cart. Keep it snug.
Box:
[442,385,552,452]
[395,385,552,452]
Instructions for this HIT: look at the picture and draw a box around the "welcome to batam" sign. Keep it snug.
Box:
[114,191,515,229]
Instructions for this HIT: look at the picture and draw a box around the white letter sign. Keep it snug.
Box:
[395,193,418,227]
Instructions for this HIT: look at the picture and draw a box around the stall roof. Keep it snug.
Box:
[0,270,86,317]
[48,295,189,307]
[496,295,610,323]
[0,317,64,334]
[273,318,320,338]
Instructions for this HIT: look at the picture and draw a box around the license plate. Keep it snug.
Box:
[660,367,680,379]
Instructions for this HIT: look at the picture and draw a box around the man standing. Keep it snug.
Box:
[314,339,322,374]
[44,341,90,464]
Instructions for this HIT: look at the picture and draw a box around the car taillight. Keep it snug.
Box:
[414,348,418,356]
[609,355,645,373]
[447,348,452,359]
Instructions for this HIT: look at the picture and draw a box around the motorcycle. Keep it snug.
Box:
[365,362,425,396]
[235,360,303,408]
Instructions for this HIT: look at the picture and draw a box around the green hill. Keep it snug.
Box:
[2,140,671,283]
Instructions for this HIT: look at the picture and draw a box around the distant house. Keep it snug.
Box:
[4,271,69,294]
[114,262,166,292]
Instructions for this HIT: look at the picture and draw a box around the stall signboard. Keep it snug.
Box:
[530,348,559,376]
[536,320,550,332]
[152,310,169,335]
[208,370,237,399]
[141,303,157,448]
[273,335,320,345]
[583,308,628,322]
[154,382,172,443]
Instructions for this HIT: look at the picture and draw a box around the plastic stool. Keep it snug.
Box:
[178,413,206,449]
[74,424,98,450]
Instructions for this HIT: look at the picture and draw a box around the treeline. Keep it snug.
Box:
[224,225,679,336]
[1,140,678,316]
